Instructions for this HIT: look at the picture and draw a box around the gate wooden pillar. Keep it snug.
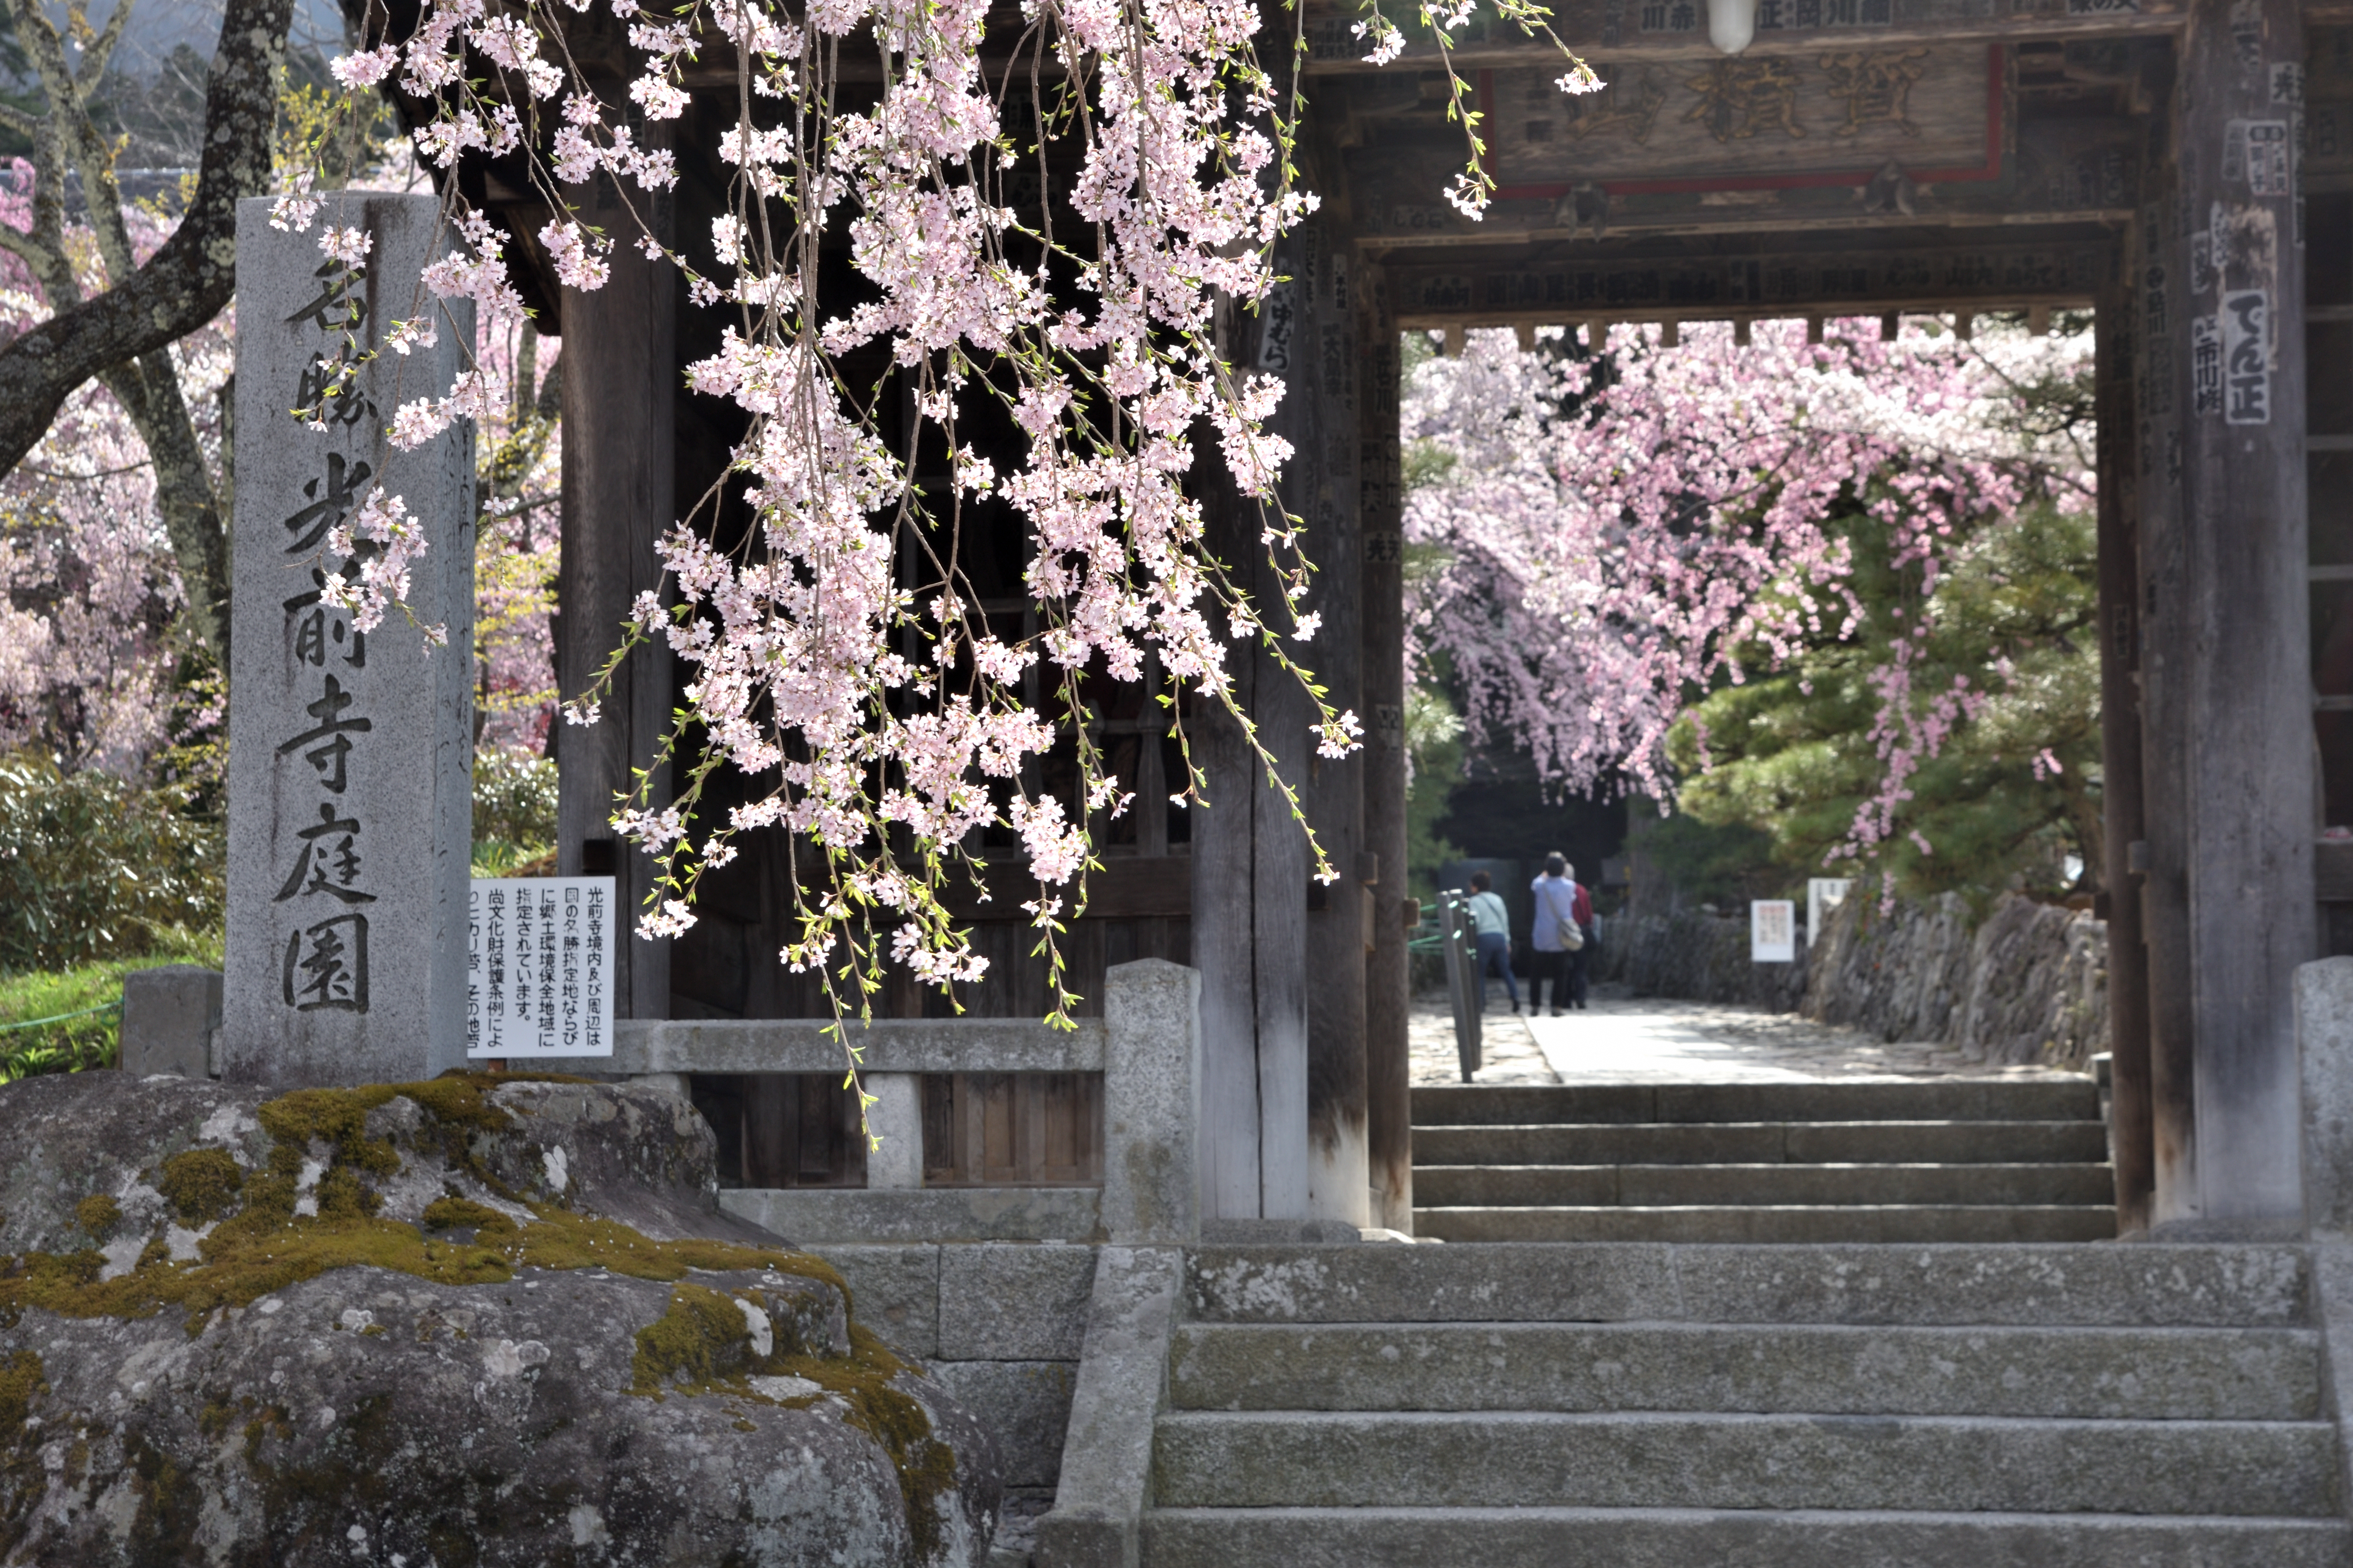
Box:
[1193,300,1313,1223]
[2148,0,2316,1231]
[1359,269,1412,1234]
[555,170,673,1021]
[1290,225,1373,1228]
[2098,269,2157,1235]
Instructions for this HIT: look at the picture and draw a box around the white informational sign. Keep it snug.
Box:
[1750,899,1797,963]
[1808,877,1853,943]
[468,877,615,1057]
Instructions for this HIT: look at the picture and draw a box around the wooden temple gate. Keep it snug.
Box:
[436,0,2353,1238]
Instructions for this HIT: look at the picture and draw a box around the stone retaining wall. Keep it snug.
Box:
[1600,891,2110,1071]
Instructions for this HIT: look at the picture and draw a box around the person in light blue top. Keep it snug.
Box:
[1530,852,1591,1015]
[1464,870,1518,1013]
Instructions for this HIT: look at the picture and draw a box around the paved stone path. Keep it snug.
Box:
[1409,982,2084,1087]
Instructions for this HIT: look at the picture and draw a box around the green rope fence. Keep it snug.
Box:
[0,999,121,1033]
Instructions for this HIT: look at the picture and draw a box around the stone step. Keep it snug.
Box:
[1141,1508,2353,1568]
[1149,1411,2341,1516]
[1414,1204,2118,1244]
[1411,1119,2111,1167]
[1180,1243,2312,1327]
[1411,1080,2099,1127]
[1164,1322,2323,1421]
[1413,1161,2117,1209]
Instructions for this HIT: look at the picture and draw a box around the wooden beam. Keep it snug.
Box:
[556,169,673,1022]
[2134,173,2201,1227]
[1359,267,1413,1234]
[1345,113,2143,248]
[1296,8,2184,71]
[1192,278,1314,1221]
[1386,239,2117,326]
[2096,270,2154,1236]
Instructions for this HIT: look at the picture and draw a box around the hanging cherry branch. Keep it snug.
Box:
[271,0,1591,1042]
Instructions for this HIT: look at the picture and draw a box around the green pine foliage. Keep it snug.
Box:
[1669,492,2101,900]
[1404,686,1467,901]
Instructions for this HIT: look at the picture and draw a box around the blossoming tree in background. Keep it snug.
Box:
[0,149,218,773]
[1403,318,2097,885]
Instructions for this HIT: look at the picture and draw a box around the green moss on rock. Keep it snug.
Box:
[0,1073,978,1564]
[73,1195,120,1240]
[156,1149,242,1225]
[0,1350,43,1434]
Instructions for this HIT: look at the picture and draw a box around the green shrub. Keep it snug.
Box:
[474,744,558,852]
[0,752,223,973]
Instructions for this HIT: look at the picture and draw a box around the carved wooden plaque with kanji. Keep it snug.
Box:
[1486,44,1996,190]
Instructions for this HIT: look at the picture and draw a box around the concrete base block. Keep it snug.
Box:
[626,1072,687,1101]
[939,1244,1099,1359]
[720,1186,1101,1244]
[808,1244,942,1359]
[1198,1218,1361,1246]
[118,966,221,1079]
[931,1360,1079,1489]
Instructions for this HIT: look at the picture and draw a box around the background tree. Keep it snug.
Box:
[1673,492,2100,898]
[1403,316,2099,894]
[0,0,289,554]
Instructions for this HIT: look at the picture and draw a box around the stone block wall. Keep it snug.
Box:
[1599,891,2110,1071]
[819,1241,1097,1558]
[1593,910,1806,1010]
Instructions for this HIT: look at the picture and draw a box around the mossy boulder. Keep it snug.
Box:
[0,1071,1002,1566]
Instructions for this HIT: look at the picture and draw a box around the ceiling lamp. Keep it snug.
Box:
[1707,0,1759,53]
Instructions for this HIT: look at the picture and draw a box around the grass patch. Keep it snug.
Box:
[0,931,223,1084]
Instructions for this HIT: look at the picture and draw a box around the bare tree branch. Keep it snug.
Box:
[0,0,292,482]
[73,0,135,92]
[0,0,289,663]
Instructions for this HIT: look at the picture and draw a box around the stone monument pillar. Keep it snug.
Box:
[221,193,475,1085]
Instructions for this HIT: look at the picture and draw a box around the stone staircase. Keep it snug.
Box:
[1412,1079,2117,1243]
[1140,1242,2350,1568]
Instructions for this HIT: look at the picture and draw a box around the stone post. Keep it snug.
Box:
[118,965,222,1079]
[222,194,475,1086]
[865,1073,925,1190]
[2302,957,2353,1234]
[1100,959,1202,1245]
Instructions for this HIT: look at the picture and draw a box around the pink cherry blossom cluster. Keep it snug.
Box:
[1404,318,2093,876]
[293,0,1424,1026]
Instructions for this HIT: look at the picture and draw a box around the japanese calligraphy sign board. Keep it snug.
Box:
[467,879,615,1059]
[222,194,476,1087]
[1481,46,1994,190]
[1751,900,1798,962]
